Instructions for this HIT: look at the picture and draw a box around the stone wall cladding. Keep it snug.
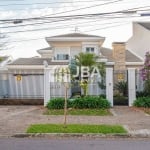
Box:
[112,42,126,71]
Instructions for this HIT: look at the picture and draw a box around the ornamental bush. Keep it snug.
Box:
[47,98,72,109]
[47,96,111,109]
[72,96,110,109]
[133,97,150,108]
[140,51,150,94]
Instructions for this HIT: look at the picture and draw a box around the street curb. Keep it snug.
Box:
[11,133,150,139]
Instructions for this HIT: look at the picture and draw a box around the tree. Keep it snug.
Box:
[140,51,150,95]
[54,67,70,127]
[75,53,96,96]
[75,52,96,67]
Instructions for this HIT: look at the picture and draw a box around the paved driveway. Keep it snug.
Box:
[0,105,150,136]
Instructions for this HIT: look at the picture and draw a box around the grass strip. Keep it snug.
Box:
[27,124,127,134]
[44,109,112,116]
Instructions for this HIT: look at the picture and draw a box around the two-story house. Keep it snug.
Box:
[4,32,143,104]
[38,33,105,61]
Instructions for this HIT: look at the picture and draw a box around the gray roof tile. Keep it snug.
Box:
[38,47,52,51]
[47,33,104,38]
[100,47,114,62]
[8,47,142,66]
[100,47,142,62]
[8,58,68,65]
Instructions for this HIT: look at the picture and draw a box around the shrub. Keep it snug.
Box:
[136,91,150,98]
[47,98,73,109]
[133,97,150,108]
[97,98,111,108]
[47,98,65,109]
[99,94,106,98]
[71,97,86,109]
[72,96,110,109]
[47,96,111,109]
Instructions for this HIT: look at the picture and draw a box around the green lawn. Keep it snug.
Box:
[27,124,127,134]
[44,109,111,116]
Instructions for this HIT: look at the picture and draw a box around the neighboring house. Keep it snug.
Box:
[126,22,150,60]
[1,33,143,103]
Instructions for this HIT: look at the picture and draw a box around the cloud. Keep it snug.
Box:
[1,0,150,58]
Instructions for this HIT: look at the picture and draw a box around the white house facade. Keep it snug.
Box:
[0,33,144,106]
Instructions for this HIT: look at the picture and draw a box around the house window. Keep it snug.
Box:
[56,54,69,60]
[86,47,95,53]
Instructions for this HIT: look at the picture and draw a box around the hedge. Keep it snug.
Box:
[47,96,111,109]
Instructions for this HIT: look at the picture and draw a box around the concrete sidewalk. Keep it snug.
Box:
[0,105,149,137]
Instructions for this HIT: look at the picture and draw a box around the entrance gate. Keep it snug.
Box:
[113,70,128,105]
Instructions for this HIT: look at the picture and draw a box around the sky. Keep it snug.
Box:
[0,0,150,59]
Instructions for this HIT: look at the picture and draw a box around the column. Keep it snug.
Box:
[106,68,113,107]
[128,68,136,106]
[44,68,50,106]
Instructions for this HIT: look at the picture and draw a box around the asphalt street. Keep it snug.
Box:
[0,138,150,150]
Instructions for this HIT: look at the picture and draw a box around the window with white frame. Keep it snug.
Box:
[56,54,69,60]
[86,47,95,53]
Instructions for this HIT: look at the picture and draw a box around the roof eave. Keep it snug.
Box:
[37,49,53,54]
[46,37,105,42]
[125,62,144,65]
[7,65,44,69]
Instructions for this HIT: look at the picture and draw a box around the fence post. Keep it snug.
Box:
[106,67,113,107]
[128,68,136,106]
[44,68,50,106]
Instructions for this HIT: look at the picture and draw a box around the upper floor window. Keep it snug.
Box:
[56,54,69,60]
[86,47,95,53]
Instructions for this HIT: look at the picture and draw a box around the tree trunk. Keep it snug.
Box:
[63,84,68,128]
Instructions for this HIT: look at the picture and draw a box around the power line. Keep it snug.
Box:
[4,19,131,34]
[1,17,104,29]
[84,22,129,32]
[1,5,149,35]
[0,11,141,31]
[3,13,145,35]
[0,13,138,31]
[0,9,143,34]
[6,15,150,43]
[1,15,137,34]
[0,0,124,22]
[1,4,150,29]
[8,22,130,43]
[0,12,130,29]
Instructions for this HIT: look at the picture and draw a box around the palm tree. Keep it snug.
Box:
[75,52,96,68]
[70,52,101,96]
